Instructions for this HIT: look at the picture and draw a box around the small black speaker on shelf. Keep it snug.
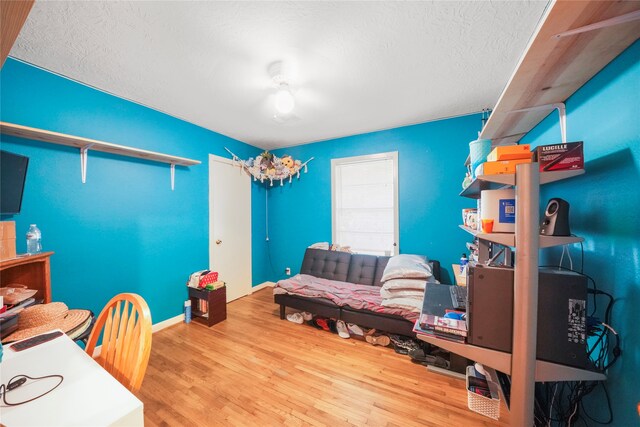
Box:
[540,198,571,236]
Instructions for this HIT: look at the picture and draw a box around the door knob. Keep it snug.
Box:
[216,239,222,245]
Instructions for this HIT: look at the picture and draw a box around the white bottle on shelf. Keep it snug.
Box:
[26,224,42,255]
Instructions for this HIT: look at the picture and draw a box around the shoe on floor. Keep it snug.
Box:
[365,329,391,347]
[301,312,313,321]
[315,317,331,331]
[390,335,421,354]
[346,323,364,336]
[286,313,304,324]
[327,319,338,333]
[307,319,323,330]
[336,320,350,339]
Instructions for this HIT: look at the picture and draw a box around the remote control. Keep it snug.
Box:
[10,331,64,352]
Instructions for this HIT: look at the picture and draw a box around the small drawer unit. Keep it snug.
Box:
[188,286,226,327]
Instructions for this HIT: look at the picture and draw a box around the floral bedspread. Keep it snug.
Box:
[274,274,419,322]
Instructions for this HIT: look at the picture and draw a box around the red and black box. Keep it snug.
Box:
[535,141,584,172]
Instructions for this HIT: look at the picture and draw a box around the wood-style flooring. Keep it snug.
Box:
[138,288,509,426]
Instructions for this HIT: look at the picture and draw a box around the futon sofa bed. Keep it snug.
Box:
[273,248,441,337]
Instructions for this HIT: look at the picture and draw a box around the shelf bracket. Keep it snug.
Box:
[80,143,95,184]
[509,102,566,143]
[170,163,175,191]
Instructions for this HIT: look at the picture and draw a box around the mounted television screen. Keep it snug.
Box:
[0,150,29,215]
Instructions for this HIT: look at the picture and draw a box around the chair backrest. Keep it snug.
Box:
[85,293,152,393]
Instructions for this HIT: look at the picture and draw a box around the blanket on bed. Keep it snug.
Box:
[274,274,419,322]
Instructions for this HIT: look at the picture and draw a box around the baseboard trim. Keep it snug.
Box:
[152,313,184,333]
[92,313,184,357]
[250,281,276,293]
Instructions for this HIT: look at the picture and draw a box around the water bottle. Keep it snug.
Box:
[184,300,192,324]
[26,224,42,255]
[459,253,468,273]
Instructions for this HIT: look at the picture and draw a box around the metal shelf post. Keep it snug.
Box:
[511,163,540,425]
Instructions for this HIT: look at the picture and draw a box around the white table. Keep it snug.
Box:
[0,330,144,426]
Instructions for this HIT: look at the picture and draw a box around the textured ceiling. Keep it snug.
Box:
[11,1,548,150]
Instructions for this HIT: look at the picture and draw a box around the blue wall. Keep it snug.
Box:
[521,41,639,425]
[0,58,264,324]
[253,114,481,284]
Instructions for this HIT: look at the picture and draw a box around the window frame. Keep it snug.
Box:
[331,151,399,256]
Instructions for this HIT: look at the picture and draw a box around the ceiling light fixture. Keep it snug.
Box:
[268,60,297,118]
[275,83,295,115]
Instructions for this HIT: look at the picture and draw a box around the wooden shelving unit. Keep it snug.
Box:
[480,1,640,145]
[0,121,201,189]
[0,252,53,303]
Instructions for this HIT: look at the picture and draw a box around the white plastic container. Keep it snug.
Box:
[480,189,516,233]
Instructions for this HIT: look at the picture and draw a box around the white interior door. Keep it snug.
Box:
[209,154,252,302]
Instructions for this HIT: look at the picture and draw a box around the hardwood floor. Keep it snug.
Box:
[138,289,509,426]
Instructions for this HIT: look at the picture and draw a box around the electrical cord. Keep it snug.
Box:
[0,374,63,406]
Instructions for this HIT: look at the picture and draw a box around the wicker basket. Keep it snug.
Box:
[466,366,501,420]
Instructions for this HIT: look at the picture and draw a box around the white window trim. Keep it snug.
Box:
[331,151,399,256]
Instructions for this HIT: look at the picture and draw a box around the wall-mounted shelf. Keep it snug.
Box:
[0,121,201,190]
[460,169,584,199]
[480,1,640,145]
[459,225,584,248]
[415,332,607,383]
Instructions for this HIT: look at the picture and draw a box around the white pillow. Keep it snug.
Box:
[380,287,424,299]
[381,278,428,291]
[381,254,433,282]
[380,297,423,313]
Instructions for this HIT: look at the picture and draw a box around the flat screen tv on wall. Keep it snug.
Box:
[0,150,29,215]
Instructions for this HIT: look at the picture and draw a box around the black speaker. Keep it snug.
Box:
[540,198,571,236]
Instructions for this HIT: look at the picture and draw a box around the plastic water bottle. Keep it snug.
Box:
[26,224,42,255]
[184,300,192,324]
[459,253,468,273]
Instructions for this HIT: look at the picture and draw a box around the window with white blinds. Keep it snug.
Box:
[331,152,399,256]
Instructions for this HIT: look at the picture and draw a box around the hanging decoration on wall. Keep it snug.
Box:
[224,147,314,187]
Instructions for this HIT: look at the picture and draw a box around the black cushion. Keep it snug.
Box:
[346,254,378,286]
[300,248,351,282]
[374,256,391,287]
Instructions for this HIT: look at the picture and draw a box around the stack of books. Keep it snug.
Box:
[416,312,468,343]
[197,299,209,315]
[205,281,225,291]
[0,296,39,340]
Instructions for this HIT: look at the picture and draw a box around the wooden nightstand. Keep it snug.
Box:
[188,286,226,327]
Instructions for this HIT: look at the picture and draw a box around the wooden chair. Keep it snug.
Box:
[85,293,152,393]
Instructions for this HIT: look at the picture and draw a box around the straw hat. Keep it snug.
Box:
[2,302,91,343]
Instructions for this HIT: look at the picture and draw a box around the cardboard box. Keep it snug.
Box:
[481,158,532,175]
[480,189,516,233]
[0,222,17,261]
[487,144,532,162]
[0,238,17,261]
[535,141,584,172]
[0,221,16,240]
